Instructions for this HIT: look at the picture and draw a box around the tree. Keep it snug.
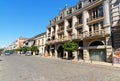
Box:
[31,46,39,52]
[0,49,4,52]
[21,47,27,53]
[63,41,78,52]
[63,41,78,59]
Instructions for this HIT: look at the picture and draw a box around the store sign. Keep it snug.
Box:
[114,51,120,64]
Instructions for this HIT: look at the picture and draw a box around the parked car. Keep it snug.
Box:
[5,52,11,56]
[25,52,32,56]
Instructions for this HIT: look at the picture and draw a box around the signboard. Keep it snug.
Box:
[113,51,120,64]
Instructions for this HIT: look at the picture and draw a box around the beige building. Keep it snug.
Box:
[46,0,112,62]
[24,32,46,55]
[33,32,46,55]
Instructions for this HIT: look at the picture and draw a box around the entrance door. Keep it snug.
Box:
[57,46,64,58]
[78,49,83,59]
[89,49,106,61]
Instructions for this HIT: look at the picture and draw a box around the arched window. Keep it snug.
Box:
[89,41,104,46]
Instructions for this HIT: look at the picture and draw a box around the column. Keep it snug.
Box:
[50,45,52,57]
[106,36,112,62]
[91,25,94,36]
[55,44,58,58]
[83,40,89,61]
[103,0,110,34]
[98,23,102,34]
[73,51,78,61]
[83,49,89,61]
[72,16,77,39]
[65,51,68,59]
[50,27,52,37]
[82,10,89,37]
[55,24,58,40]
[64,19,69,38]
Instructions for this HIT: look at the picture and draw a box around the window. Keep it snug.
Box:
[114,0,119,7]
[89,25,92,32]
[98,5,103,17]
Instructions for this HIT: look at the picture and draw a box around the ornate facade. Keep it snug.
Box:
[46,0,112,62]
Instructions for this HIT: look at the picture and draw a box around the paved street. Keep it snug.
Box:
[0,54,120,81]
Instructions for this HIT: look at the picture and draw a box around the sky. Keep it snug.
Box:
[0,0,79,48]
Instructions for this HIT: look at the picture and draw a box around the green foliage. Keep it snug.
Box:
[0,49,4,52]
[4,46,39,53]
[63,41,78,52]
[5,50,14,53]
[17,48,22,51]
[21,47,27,52]
[31,46,39,52]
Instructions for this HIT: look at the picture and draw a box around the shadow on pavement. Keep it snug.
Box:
[0,59,3,61]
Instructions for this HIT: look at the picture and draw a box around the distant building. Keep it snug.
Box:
[33,32,46,55]
[6,37,28,50]
[23,32,46,55]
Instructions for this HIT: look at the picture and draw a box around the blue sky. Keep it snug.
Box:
[0,0,78,47]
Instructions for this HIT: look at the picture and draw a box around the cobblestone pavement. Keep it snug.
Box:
[0,54,120,81]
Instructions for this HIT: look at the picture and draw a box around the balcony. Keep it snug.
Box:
[57,29,64,34]
[87,16,104,24]
[67,25,72,31]
[74,22,83,29]
[48,33,51,37]
[73,34,83,40]
[63,36,72,41]
[83,30,106,39]
[46,39,57,45]
[52,31,55,36]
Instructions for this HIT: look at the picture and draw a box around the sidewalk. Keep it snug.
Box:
[34,55,120,68]
[77,59,120,68]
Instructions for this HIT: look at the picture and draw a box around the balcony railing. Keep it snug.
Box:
[87,16,104,23]
[52,31,55,36]
[57,29,64,34]
[64,36,72,41]
[48,33,51,37]
[74,22,83,28]
[83,30,106,38]
[72,34,83,40]
[46,39,57,44]
[67,25,72,31]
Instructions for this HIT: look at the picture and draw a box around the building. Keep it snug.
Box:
[33,32,46,55]
[46,0,112,62]
[110,0,120,50]
[17,37,28,48]
[6,37,28,51]
[24,32,46,55]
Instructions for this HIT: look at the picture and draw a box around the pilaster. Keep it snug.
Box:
[83,49,89,61]
[55,24,58,39]
[55,44,58,58]
[103,0,111,34]
[82,10,89,32]
[73,51,78,61]
[72,16,77,38]
[64,19,69,37]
